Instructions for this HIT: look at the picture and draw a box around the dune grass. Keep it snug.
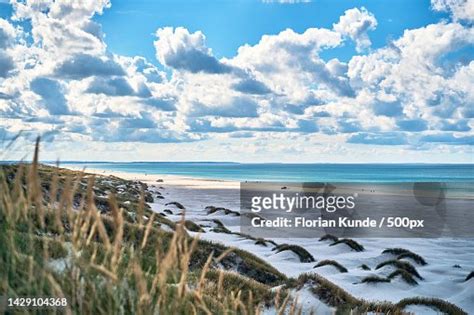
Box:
[382,247,427,266]
[388,270,418,285]
[184,220,205,232]
[465,271,474,282]
[376,260,423,280]
[0,141,297,314]
[318,234,338,242]
[210,219,233,234]
[165,201,185,209]
[287,274,467,314]
[272,244,315,263]
[382,248,410,255]
[330,238,364,252]
[206,206,240,216]
[360,276,391,284]
[397,297,467,315]
[314,260,348,273]
[397,252,427,266]
[360,264,371,271]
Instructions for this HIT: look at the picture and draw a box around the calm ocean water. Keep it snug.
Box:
[58,162,474,183]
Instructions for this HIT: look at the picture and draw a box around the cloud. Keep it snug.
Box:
[347,132,408,145]
[420,133,474,145]
[440,119,471,131]
[2,1,474,161]
[297,119,319,132]
[0,18,17,49]
[185,96,259,118]
[91,122,198,143]
[154,27,232,74]
[0,52,14,77]
[55,54,126,79]
[431,0,474,22]
[30,77,70,115]
[118,112,157,129]
[333,7,377,52]
[143,98,177,111]
[396,119,428,132]
[372,101,403,117]
[232,78,272,95]
[11,0,110,56]
[85,77,135,96]
[229,27,352,101]
[0,18,17,77]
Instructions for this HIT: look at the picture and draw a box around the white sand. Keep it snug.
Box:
[64,166,240,189]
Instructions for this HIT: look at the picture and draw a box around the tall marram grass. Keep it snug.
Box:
[0,139,300,314]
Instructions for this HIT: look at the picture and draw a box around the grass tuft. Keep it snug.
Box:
[360,264,371,271]
[165,201,185,209]
[376,260,423,280]
[183,220,204,232]
[314,260,348,273]
[205,206,240,216]
[398,297,467,315]
[360,276,391,284]
[383,248,427,266]
[287,273,467,314]
[387,269,418,285]
[272,244,315,263]
[397,252,427,266]
[382,248,410,255]
[330,239,364,252]
[465,271,474,282]
[318,234,338,242]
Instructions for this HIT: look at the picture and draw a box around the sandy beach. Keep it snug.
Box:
[58,165,474,314]
[65,166,240,190]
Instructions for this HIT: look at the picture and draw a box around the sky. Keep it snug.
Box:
[0,0,473,163]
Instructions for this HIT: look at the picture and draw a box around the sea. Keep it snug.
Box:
[56,162,474,183]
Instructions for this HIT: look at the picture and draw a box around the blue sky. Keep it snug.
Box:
[0,0,473,162]
[95,0,447,63]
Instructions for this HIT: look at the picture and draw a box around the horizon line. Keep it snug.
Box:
[1,160,473,165]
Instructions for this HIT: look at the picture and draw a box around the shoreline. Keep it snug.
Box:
[63,165,240,189]
[61,165,474,199]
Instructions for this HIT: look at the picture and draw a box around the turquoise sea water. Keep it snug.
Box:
[57,162,474,183]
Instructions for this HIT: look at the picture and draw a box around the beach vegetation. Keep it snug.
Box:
[272,244,315,263]
[360,264,371,270]
[387,269,418,285]
[397,252,427,266]
[360,276,391,284]
[314,260,348,273]
[318,234,338,242]
[465,271,474,282]
[330,238,364,252]
[184,220,205,232]
[376,260,423,280]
